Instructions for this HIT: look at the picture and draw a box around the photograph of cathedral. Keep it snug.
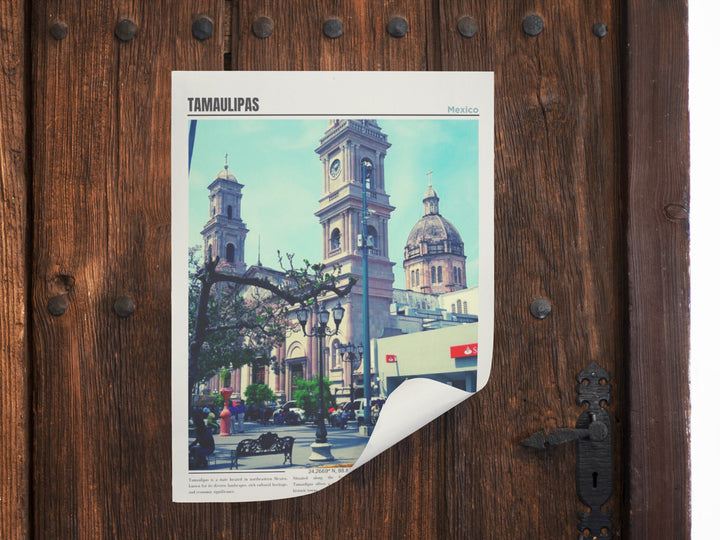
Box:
[187,118,485,408]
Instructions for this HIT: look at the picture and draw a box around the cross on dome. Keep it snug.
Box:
[214,154,238,183]
[423,169,439,215]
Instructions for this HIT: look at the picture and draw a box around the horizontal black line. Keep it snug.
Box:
[186,113,480,118]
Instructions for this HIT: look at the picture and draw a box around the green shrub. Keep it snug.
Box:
[244,383,276,407]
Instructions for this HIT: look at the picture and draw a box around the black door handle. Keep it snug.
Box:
[520,362,614,540]
[520,413,609,448]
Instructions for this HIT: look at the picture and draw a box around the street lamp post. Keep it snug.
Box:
[337,343,363,405]
[296,301,345,461]
[360,159,373,435]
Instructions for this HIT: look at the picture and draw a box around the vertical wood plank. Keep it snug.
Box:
[625,0,690,537]
[112,1,224,534]
[436,0,625,536]
[32,1,122,535]
[0,1,30,538]
[31,1,224,536]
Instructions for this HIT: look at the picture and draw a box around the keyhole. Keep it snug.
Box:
[592,472,599,488]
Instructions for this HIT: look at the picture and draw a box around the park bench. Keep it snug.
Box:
[230,432,295,468]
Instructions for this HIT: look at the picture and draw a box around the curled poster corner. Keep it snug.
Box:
[352,378,473,469]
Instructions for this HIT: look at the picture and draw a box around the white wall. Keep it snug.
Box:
[375,323,478,395]
[689,3,719,536]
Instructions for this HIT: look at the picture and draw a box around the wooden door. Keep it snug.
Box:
[1,0,688,537]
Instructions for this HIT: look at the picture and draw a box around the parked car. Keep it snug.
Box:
[352,398,386,425]
[246,403,274,424]
[271,400,306,425]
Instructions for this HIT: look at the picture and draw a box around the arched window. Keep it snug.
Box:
[286,341,305,360]
[437,266,443,283]
[227,205,233,219]
[252,364,265,385]
[207,243,212,261]
[457,299,462,313]
[454,267,459,283]
[226,243,235,263]
[463,301,468,314]
[431,266,436,283]
[367,226,378,251]
[416,270,420,286]
[330,228,341,250]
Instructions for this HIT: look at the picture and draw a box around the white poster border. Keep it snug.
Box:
[171,71,494,502]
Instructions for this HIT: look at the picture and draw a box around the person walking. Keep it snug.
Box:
[237,399,246,433]
[229,401,239,434]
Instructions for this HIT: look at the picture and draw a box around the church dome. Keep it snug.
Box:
[215,164,238,183]
[423,183,438,200]
[405,214,464,252]
[405,181,464,257]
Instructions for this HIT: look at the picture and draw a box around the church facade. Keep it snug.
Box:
[198,120,476,402]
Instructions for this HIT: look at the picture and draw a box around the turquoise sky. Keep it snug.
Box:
[187,119,481,288]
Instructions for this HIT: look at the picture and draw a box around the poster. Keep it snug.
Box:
[172,71,493,502]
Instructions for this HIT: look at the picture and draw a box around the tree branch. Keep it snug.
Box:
[204,256,356,305]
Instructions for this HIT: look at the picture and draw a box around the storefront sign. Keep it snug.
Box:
[450,343,478,358]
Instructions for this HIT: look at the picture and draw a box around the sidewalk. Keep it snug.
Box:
[195,421,369,471]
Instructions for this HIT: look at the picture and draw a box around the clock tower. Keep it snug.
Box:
[314,119,396,358]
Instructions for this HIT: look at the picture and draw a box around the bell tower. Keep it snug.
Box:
[314,120,395,345]
[200,156,248,274]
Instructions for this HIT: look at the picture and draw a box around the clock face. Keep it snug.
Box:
[329,158,342,179]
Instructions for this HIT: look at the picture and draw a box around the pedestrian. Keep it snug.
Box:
[237,399,246,433]
[339,408,350,429]
[204,408,218,434]
[189,410,215,469]
[371,400,383,425]
[229,401,239,434]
